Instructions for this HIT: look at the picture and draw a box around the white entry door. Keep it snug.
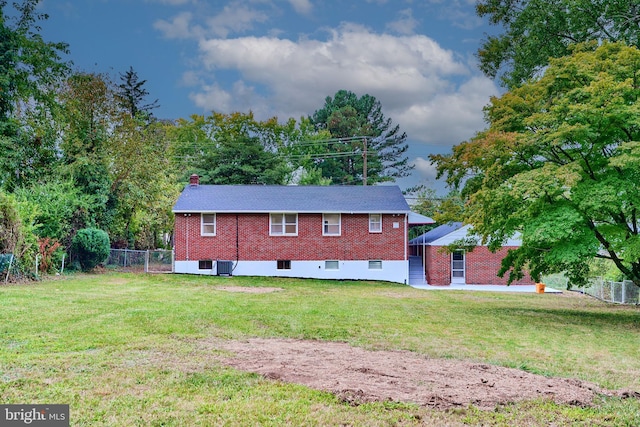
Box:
[451,250,465,284]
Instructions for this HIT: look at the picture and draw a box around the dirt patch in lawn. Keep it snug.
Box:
[215,286,284,294]
[215,338,638,410]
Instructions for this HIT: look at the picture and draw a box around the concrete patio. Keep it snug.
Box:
[410,283,563,293]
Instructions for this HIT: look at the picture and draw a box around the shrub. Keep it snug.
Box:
[72,228,110,272]
[37,237,63,274]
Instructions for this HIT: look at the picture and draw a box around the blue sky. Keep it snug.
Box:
[38,0,502,194]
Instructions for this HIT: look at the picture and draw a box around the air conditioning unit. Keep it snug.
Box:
[217,260,233,276]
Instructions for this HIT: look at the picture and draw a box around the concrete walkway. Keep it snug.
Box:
[410,283,563,293]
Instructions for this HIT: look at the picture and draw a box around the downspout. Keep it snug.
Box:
[404,213,408,285]
[232,214,239,273]
[185,214,190,261]
[423,229,426,284]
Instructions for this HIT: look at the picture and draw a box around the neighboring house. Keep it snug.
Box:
[409,222,534,286]
[172,175,419,284]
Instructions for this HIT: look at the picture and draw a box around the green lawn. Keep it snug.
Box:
[1,273,639,426]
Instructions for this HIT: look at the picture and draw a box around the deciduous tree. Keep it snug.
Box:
[0,0,69,190]
[476,0,640,88]
[58,72,116,230]
[167,112,290,185]
[431,42,640,287]
[108,117,178,248]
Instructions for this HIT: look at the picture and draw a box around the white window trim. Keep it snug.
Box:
[322,213,341,236]
[368,260,383,270]
[198,259,213,270]
[270,213,298,236]
[369,214,382,233]
[325,260,340,270]
[201,213,216,236]
[277,260,292,270]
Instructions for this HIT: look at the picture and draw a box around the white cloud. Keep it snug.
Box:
[154,2,270,40]
[288,0,313,15]
[180,70,201,87]
[154,11,203,39]
[393,75,496,145]
[386,8,419,35]
[189,24,497,152]
[194,24,468,115]
[411,157,439,182]
[433,0,484,30]
[206,4,269,38]
[189,83,234,112]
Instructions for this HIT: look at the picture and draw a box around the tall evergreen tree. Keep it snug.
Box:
[117,66,159,119]
[309,90,411,185]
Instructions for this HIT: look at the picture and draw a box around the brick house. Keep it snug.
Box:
[172,175,419,283]
[409,222,534,286]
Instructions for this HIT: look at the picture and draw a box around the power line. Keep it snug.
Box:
[167,135,374,182]
[167,136,374,161]
[166,135,370,151]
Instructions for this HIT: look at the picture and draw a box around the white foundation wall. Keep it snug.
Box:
[174,260,408,284]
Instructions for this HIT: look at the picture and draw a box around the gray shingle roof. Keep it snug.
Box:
[173,184,410,213]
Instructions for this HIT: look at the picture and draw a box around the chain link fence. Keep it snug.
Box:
[0,253,54,283]
[1,249,173,283]
[581,278,639,305]
[105,249,173,273]
[1,254,16,283]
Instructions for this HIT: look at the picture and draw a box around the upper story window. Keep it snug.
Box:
[323,213,341,236]
[270,213,298,236]
[201,213,216,236]
[369,214,382,233]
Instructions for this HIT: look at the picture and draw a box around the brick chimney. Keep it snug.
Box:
[189,174,200,187]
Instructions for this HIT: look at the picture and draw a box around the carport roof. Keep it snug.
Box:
[409,222,464,245]
[408,212,435,225]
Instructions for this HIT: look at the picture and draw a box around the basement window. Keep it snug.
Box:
[325,260,339,270]
[277,260,291,270]
[368,260,382,270]
[199,260,213,270]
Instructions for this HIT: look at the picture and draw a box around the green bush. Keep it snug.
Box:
[72,228,110,272]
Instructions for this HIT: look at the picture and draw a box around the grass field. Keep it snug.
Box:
[1,272,639,426]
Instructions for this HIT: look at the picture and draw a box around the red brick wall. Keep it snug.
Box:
[424,246,450,285]
[174,213,406,261]
[426,246,534,286]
